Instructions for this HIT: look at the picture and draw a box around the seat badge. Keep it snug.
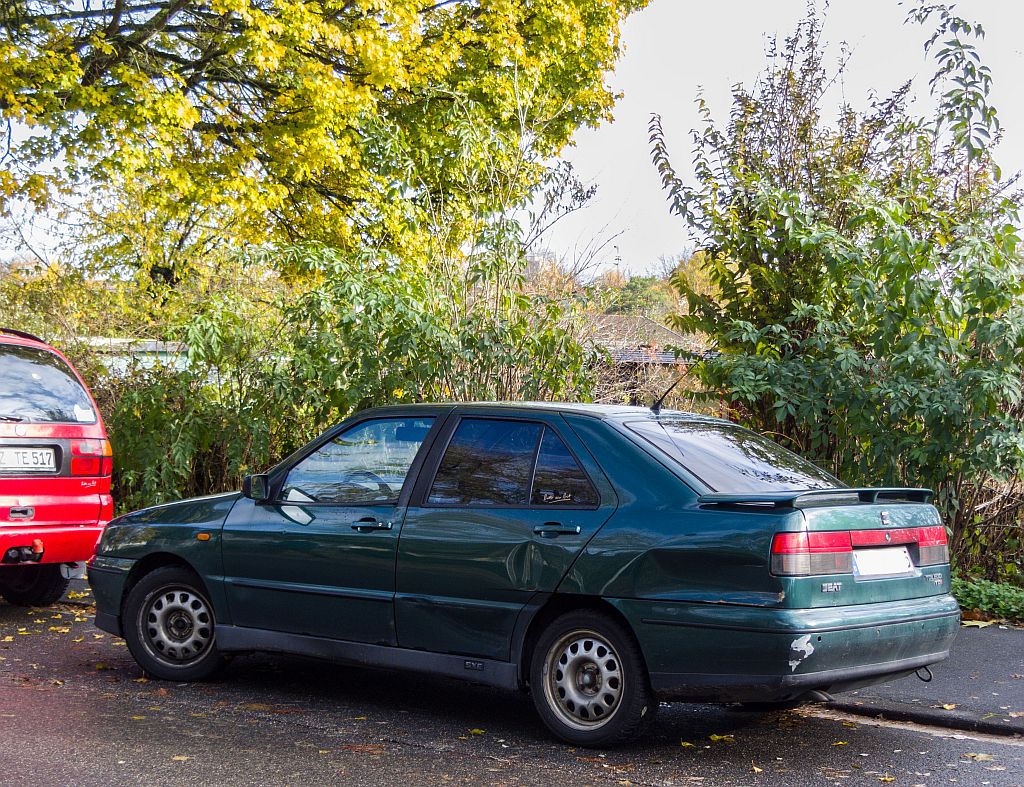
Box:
[821,582,842,593]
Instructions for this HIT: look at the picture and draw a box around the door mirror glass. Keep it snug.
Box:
[242,473,270,501]
[281,417,434,504]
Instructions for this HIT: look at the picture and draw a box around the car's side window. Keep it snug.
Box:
[428,418,542,506]
[281,417,434,505]
[531,428,599,507]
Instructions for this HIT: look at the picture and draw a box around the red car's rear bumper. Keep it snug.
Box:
[0,524,104,564]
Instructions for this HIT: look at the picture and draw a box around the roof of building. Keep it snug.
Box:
[587,314,708,365]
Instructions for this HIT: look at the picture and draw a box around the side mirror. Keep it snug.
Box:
[242,473,270,502]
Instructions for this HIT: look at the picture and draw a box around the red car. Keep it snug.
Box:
[0,328,112,605]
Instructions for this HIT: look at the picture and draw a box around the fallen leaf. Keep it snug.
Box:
[133,678,149,684]
[340,744,386,755]
[94,663,110,671]
[1,636,13,642]
[131,716,146,720]
[48,626,70,633]
[679,741,695,747]
[961,619,996,628]
[708,734,735,743]
[51,680,64,686]
[469,728,485,735]
[832,741,848,746]
[965,753,995,761]
[879,777,895,783]
[155,688,169,697]
[171,755,190,762]
[751,763,763,774]
[240,703,273,711]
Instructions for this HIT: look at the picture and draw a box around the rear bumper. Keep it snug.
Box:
[0,524,103,564]
[611,593,960,702]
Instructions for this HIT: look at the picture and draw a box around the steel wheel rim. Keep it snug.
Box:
[543,628,624,730]
[138,584,214,666]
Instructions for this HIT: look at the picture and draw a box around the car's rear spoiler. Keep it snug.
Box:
[697,488,933,509]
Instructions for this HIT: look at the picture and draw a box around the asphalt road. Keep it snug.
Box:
[0,585,1021,786]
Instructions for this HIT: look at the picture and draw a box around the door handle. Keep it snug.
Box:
[351,517,393,532]
[533,522,581,538]
[9,507,33,520]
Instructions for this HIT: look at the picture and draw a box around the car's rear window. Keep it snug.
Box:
[0,344,97,424]
[626,419,840,493]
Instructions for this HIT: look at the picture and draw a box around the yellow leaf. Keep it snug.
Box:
[131,716,146,720]
[708,734,734,743]
[832,741,848,746]
[469,728,485,735]
[751,763,763,773]
[1,636,12,642]
[879,777,895,784]
[941,703,957,710]
[133,678,149,683]
[171,755,190,762]
[965,753,995,761]
[961,620,996,628]
[679,741,695,747]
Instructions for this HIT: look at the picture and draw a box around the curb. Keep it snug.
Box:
[830,700,1024,738]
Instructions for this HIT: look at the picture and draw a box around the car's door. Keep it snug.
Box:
[395,410,617,660]
[221,412,444,645]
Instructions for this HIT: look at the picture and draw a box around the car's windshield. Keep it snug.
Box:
[0,344,97,424]
[626,419,840,493]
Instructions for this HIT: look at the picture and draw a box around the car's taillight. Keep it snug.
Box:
[771,525,950,576]
[71,439,113,476]
[770,531,853,576]
[917,525,950,565]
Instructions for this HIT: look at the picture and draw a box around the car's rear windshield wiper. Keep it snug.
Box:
[0,415,25,422]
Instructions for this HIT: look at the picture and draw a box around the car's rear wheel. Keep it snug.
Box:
[0,564,70,606]
[529,610,656,746]
[123,566,226,681]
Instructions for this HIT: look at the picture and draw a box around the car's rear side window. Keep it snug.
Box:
[0,344,96,424]
[428,419,542,506]
[626,419,840,493]
[531,428,598,506]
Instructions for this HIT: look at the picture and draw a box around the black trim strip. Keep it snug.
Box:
[223,577,393,603]
[639,609,960,635]
[216,625,520,691]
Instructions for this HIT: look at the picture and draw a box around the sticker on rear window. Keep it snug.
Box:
[74,404,95,422]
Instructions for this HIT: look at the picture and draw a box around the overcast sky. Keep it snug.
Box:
[544,0,1024,275]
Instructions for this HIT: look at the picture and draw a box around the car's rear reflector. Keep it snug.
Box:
[70,438,113,477]
[771,526,949,576]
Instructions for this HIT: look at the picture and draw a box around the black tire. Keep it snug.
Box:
[122,566,226,681]
[0,564,70,606]
[529,609,656,747]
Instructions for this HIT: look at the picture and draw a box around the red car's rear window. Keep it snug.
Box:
[0,344,97,424]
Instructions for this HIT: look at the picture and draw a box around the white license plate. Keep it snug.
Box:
[0,448,56,472]
[852,546,914,578]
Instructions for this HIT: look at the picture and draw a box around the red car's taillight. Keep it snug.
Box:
[70,438,113,476]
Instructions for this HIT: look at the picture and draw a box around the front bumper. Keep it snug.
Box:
[611,593,960,702]
[87,555,135,637]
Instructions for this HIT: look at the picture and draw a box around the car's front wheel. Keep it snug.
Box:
[123,566,226,681]
[529,610,656,746]
[0,564,70,606]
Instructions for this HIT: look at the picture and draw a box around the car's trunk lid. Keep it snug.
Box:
[698,488,950,608]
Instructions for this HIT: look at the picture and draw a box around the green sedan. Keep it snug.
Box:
[89,403,959,746]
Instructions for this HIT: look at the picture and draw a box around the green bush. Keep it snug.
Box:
[951,577,1024,624]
